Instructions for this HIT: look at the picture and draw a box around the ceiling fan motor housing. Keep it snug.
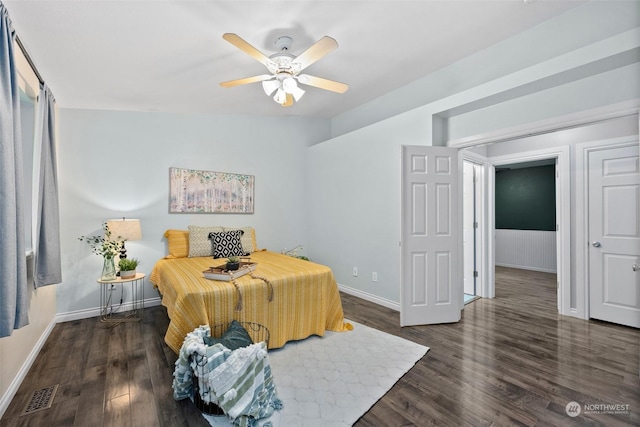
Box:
[275,36,293,51]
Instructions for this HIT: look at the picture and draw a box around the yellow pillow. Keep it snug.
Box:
[163,229,189,258]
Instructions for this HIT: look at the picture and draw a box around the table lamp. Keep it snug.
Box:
[106,217,142,259]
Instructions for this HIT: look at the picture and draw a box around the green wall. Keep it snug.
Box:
[495,165,556,231]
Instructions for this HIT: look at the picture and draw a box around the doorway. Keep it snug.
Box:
[487,146,571,315]
[492,159,558,306]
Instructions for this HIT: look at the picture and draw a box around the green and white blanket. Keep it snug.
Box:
[173,325,282,427]
[205,341,282,427]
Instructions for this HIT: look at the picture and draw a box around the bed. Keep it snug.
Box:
[150,227,352,354]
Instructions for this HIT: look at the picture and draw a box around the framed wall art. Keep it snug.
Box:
[169,167,255,214]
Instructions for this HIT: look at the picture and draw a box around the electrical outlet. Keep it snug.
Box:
[372,272,378,282]
[353,267,358,277]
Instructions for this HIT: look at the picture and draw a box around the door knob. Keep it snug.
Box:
[592,241,601,247]
[634,264,639,272]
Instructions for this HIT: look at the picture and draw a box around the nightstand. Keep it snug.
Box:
[97,273,145,326]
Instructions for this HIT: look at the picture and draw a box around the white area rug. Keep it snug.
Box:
[203,320,429,426]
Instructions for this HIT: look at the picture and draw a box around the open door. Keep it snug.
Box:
[401,145,461,326]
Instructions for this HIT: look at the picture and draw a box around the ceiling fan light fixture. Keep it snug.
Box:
[290,85,305,102]
[281,76,305,102]
[262,79,280,96]
[273,88,287,105]
[221,33,348,107]
[282,76,297,92]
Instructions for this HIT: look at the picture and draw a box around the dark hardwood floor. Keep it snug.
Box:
[1,266,638,426]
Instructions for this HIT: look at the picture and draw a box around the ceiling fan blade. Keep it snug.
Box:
[292,36,338,71]
[220,74,273,88]
[222,33,273,67]
[297,74,349,93]
[283,93,294,107]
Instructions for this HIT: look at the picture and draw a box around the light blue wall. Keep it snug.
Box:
[310,0,640,306]
[307,116,429,304]
[57,109,329,314]
[55,1,640,313]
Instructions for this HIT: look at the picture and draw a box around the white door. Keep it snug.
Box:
[463,161,477,296]
[588,144,640,328]
[401,145,461,326]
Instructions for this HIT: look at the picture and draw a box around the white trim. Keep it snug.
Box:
[448,100,640,148]
[574,136,639,320]
[487,146,571,316]
[338,284,399,312]
[55,296,162,323]
[0,317,57,419]
[461,150,488,298]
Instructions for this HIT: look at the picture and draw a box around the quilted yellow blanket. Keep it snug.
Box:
[150,250,352,353]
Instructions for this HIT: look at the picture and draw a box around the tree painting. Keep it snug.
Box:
[169,167,254,213]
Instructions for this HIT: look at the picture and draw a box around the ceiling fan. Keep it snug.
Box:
[219,33,349,107]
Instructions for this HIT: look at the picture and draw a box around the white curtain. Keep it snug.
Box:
[0,1,29,336]
[34,83,61,286]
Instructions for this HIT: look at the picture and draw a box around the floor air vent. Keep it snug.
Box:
[21,384,58,416]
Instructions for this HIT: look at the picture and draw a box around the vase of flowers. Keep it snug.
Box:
[101,257,117,281]
[79,222,124,281]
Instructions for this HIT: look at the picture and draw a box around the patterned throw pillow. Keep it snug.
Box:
[223,226,256,254]
[209,230,246,258]
[188,225,224,257]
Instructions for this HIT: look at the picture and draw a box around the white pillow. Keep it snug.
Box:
[188,225,224,257]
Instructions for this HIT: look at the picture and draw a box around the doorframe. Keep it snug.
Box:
[461,150,488,298]
[575,135,640,320]
[487,146,571,316]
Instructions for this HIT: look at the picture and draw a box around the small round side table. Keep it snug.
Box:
[97,273,145,326]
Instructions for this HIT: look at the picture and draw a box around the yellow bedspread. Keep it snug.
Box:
[150,250,352,353]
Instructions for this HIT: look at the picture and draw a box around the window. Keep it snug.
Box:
[14,39,39,254]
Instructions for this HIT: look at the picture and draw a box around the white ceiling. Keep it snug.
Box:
[4,0,584,118]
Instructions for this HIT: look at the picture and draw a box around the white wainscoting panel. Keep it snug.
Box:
[495,229,557,273]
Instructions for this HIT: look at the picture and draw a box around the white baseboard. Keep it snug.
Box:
[337,284,400,312]
[495,263,557,274]
[55,296,163,323]
[0,317,57,419]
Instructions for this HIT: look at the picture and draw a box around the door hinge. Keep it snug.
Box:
[473,271,478,278]
[474,221,478,229]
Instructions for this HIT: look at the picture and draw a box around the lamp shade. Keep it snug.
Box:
[106,218,142,242]
[262,79,280,96]
[273,88,287,105]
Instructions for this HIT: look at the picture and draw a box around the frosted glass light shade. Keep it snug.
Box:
[289,85,305,102]
[282,76,297,93]
[273,88,287,105]
[262,79,280,96]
